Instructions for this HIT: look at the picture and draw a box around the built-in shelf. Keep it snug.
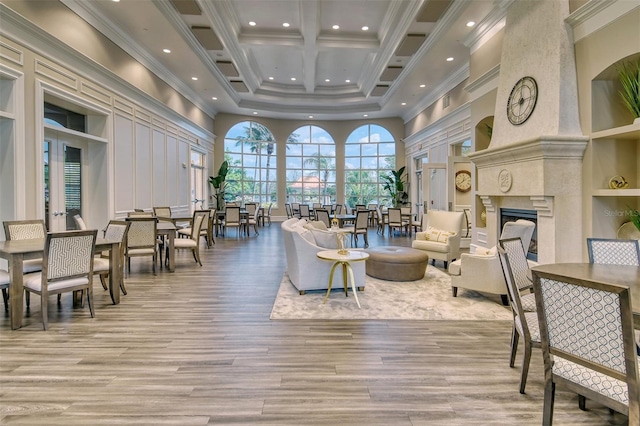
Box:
[591,122,640,140]
[592,189,640,197]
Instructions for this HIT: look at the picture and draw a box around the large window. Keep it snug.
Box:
[345,124,395,207]
[223,121,277,204]
[286,125,336,205]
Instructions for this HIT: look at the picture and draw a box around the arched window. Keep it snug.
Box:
[286,125,336,205]
[345,124,395,207]
[223,121,277,204]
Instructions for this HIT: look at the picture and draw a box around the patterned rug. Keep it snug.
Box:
[270,266,512,321]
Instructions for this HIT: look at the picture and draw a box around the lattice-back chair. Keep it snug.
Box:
[315,209,331,229]
[497,246,540,394]
[153,206,172,222]
[170,210,208,267]
[124,217,158,274]
[298,204,311,220]
[223,206,242,237]
[532,270,640,425]
[178,209,214,248]
[265,203,273,226]
[128,211,154,218]
[245,203,257,216]
[93,220,130,294]
[3,219,46,273]
[349,210,370,248]
[499,237,537,313]
[587,238,640,266]
[387,208,407,236]
[23,230,98,330]
[73,214,87,230]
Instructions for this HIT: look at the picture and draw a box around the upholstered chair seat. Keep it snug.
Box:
[412,210,464,269]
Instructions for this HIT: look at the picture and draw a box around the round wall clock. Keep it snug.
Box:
[507,76,538,125]
[455,170,471,192]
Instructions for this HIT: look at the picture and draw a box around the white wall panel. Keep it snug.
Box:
[152,128,166,206]
[135,122,152,209]
[114,113,134,212]
[166,134,178,207]
[178,139,189,209]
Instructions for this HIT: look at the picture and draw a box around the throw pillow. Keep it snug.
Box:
[424,226,456,243]
[311,229,338,249]
[295,227,316,245]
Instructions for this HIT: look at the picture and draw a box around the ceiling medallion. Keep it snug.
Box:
[498,169,512,193]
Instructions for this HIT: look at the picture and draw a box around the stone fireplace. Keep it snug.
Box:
[468,0,588,264]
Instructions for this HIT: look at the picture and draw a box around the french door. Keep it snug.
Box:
[44,132,85,231]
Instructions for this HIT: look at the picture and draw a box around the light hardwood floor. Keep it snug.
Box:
[0,223,629,425]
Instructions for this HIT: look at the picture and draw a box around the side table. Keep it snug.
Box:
[316,249,369,308]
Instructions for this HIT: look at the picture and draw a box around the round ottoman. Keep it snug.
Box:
[365,246,429,281]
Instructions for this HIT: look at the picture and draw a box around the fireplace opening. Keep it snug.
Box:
[500,208,537,261]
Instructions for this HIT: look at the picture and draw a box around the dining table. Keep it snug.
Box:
[331,214,356,228]
[531,263,640,328]
[0,237,121,330]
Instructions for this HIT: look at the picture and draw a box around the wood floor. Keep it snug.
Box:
[0,223,629,425]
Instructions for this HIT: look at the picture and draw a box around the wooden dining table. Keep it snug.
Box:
[0,237,121,330]
[532,263,640,328]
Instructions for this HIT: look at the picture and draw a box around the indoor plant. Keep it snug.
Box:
[209,160,229,210]
[381,166,408,207]
[617,58,640,122]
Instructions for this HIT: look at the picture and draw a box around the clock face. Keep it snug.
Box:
[507,76,538,125]
[455,170,471,192]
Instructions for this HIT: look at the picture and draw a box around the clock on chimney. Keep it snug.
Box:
[507,76,538,125]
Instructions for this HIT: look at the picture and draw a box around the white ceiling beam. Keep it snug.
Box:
[300,0,319,93]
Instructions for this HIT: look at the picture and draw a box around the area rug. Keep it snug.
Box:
[270,266,512,321]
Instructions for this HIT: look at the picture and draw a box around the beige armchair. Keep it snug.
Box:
[448,219,535,304]
[412,210,464,269]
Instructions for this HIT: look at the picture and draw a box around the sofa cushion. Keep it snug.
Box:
[305,221,328,231]
[310,229,338,249]
[412,239,450,253]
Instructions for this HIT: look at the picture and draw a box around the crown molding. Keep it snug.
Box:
[567,0,639,42]
[463,2,509,54]
[61,0,218,118]
[404,102,471,147]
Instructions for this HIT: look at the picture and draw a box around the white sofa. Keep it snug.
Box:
[411,210,464,269]
[448,219,536,303]
[281,218,366,294]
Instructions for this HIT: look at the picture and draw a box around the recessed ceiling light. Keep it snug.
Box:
[212,97,218,100]
[363,114,368,117]
[253,111,258,115]
[191,77,198,81]
[447,57,454,62]
[345,79,351,83]
[325,79,330,82]
[162,48,171,53]
[112,0,120,2]
[361,26,369,31]
[419,84,426,88]
[291,77,296,81]
[332,25,339,30]
[268,76,274,80]
[309,115,313,119]
[466,21,475,27]
[283,22,290,27]
[401,102,407,106]
[249,21,256,26]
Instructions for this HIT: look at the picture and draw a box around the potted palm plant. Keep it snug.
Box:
[381,166,408,207]
[209,160,229,211]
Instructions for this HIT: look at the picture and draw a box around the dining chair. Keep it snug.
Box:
[153,206,172,221]
[243,206,261,236]
[3,219,46,273]
[345,210,370,248]
[178,209,214,247]
[93,220,130,295]
[128,211,154,218]
[499,237,537,312]
[334,204,343,214]
[532,269,640,425]
[245,203,257,217]
[223,206,242,237]
[23,229,98,330]
[315,209,331,229]
[73,214,87,230]
[298,204,311,220]
[387,208,407,236]
[170,210,208,266]
[124,217,159,274]
[291,202,300,216]
[264,203,273,226]
[587,238,640,266]
[134,208,145,212]
[497,246,540,394]
[375,205,386,235]
[0,269,9,311]
[285,203,293,219]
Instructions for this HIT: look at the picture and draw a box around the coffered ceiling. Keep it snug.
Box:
[63,0,501,121]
